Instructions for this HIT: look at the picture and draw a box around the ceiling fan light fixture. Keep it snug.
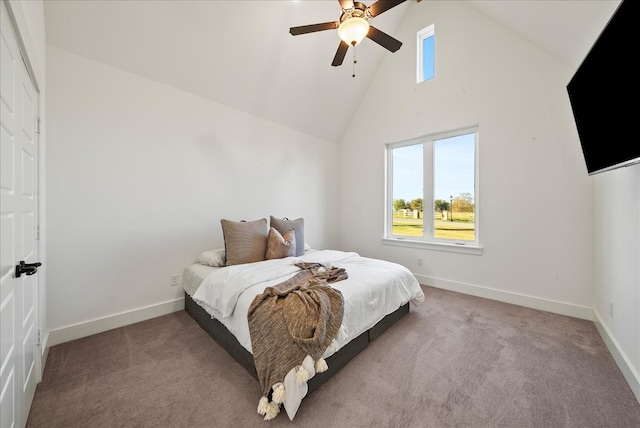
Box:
[338,17,370,46]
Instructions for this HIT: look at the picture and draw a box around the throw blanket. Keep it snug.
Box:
[248,263,346,420]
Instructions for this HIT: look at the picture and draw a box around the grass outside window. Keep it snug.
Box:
[393,212,475,240]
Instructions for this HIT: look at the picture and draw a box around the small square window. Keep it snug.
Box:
[417,24,435,83]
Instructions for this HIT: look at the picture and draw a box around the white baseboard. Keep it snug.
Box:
[593,308,640,404]
[414,273,593,320]
[47,297,185,347]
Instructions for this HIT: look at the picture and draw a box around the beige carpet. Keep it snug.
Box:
[27,286,640,427]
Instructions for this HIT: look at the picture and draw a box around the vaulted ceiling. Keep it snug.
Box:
[44,0,621,143]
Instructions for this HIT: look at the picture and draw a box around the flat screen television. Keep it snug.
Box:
[567,0,639,175]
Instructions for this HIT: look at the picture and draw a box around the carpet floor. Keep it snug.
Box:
[27,286,640,427]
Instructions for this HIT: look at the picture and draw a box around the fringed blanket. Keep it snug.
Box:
[247,263,346,420]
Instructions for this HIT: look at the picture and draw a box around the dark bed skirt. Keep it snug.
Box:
[184,292,409,394]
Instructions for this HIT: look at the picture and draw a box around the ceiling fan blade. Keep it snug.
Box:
[339,0,354,10]
[368,0,407,17]
[290,21,339,36]
[332,41,350,67]
[367,26,402,52]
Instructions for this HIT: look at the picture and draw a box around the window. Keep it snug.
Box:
[417,24,435,83]
[385,127,480,253]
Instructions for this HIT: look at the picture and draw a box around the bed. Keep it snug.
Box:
[182,218,425,421]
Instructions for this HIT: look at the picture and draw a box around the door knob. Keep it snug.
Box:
[15,261,42,278]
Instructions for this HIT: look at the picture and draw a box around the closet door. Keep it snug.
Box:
[1,2,41,427]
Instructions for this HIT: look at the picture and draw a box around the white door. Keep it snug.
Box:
[1,2,41,427]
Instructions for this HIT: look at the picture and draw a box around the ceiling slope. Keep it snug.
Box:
[44,0,411,143]
[466,0,621,71]
[44,0,620,143]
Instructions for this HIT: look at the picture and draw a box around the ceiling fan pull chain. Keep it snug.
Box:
[352,45,357,78]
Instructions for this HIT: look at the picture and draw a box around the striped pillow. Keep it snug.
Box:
[220,218,268,266]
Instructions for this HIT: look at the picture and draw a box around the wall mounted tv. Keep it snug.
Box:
[567,0,638,175]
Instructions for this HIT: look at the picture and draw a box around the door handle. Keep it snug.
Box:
[15,261,42,278]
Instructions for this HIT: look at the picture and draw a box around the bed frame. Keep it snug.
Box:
[184,292,409,393]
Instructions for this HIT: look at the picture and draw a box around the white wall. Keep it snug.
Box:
[339,0,639,401]
[593,165,640,401]
[338,1,594,317]
[46,47,339,344]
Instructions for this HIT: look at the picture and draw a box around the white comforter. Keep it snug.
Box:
[191,250,425,419]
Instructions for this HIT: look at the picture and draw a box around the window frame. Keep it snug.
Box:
[417,24,435,83]
[384,126,482,255]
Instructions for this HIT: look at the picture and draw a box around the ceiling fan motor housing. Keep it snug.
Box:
[339,2,371,46]
[340,2,371,22]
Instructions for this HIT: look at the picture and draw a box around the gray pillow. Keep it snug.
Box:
[269,216,304,256]
[220,218,268,266]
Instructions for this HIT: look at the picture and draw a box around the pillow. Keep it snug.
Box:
[269,216,304,256]
[198,248,226,267]
[264,227,296,260]
[220,218,268,266]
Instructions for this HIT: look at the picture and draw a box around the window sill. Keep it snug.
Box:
[382,238,483,255]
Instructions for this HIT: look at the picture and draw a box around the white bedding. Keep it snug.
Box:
[189,249,425,419]
[182,262,219,296]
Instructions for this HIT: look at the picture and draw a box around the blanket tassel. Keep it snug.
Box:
[315,357,328,373]
[294,365,310,385]
[258,397,269,416]
[272,382,286,404]
[257,396,280,421]
[257,396,269,415]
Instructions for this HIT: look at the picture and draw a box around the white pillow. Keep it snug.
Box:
[198,248,226,267]
[200,244,309,266]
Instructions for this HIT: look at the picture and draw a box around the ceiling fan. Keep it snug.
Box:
[289,0,415,68]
